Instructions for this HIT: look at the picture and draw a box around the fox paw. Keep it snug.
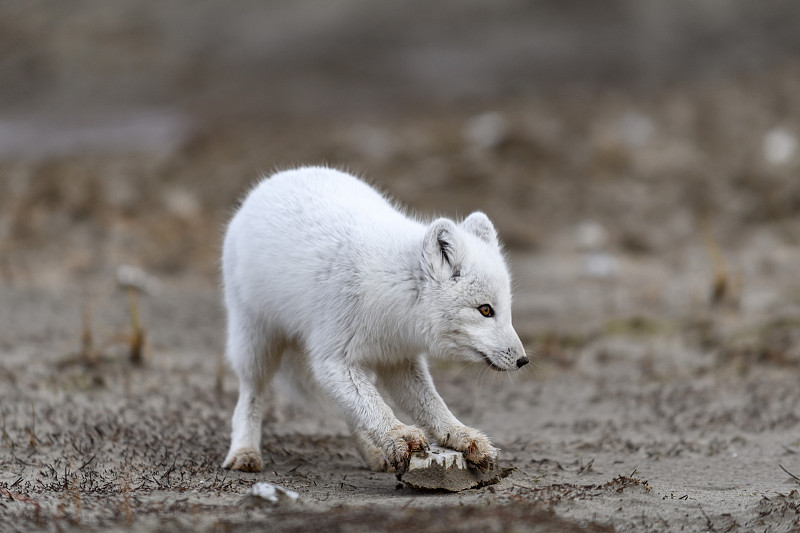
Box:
[442,426,497,472]
[382,425,429,476]
[222,447,263,472]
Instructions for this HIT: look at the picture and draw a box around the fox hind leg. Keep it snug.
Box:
[222,311,282,472]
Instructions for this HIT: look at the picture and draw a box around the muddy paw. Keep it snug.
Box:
[442,426,497,472]
[222,447,263,472]
[383,424,429,477]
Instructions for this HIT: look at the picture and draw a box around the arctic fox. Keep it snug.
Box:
[221,167,527,474]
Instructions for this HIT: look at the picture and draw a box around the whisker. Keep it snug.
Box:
[477,364,490,388]
[454,360,477,378]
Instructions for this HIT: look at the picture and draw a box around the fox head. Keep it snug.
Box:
[418,212,528,371]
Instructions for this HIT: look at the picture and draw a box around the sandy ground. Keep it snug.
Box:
[1,234,800,531]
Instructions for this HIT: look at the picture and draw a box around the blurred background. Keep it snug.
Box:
[2,0,800,357]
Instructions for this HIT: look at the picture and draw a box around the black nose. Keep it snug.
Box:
[516,356,529,368]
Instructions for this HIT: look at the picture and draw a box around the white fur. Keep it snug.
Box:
[221,167,526,474]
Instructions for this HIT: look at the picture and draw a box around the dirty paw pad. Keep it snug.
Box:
[442,427,497,472]
[223,448,263,472]
[384,425,429,476]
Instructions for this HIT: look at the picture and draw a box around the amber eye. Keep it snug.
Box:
[478,304,494,317]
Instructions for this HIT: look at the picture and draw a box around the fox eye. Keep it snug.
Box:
[477,304,494,317]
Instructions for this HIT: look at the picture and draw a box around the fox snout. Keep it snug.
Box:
[506,347,529,371]
[508,333,528,370]
[484,341,528,371]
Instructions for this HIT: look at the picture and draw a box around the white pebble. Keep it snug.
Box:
[245,482,299,504]
[462,111,508,149]
[583,252,619,279]
[617,112,654,148]
[763,127,797,165]
[575,220,609,251]
[116,264,160,295]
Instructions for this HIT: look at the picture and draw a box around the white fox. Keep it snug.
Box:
[221,167,527,475]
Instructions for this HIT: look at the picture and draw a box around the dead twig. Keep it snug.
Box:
[127,287,145,366]
[79,304,99,365]
[117,265,153,366]
[1,412,9,445]
[27,404,37,449]
[577,458,595,475]
[779,464,800,485]
[699,505,717,532]
[77,455,96,471]
[702,218,741,309]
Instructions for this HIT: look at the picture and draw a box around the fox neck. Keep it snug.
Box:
[361,228,432,355]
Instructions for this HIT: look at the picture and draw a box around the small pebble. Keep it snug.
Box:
[241,482,299,506]
[462,112,508,149]
[763,127,797,165]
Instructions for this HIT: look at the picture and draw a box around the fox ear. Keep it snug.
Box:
[422,218,462,280]
[461,211,498,246]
